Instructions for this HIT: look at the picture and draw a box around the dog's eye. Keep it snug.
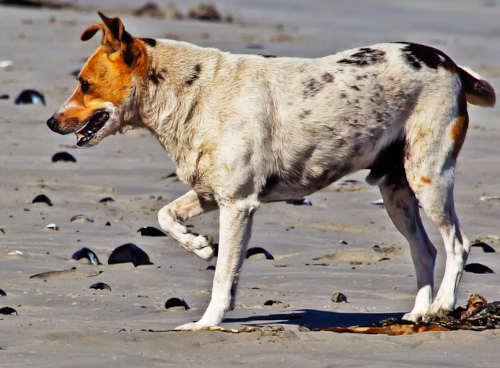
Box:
[80,79,90,93]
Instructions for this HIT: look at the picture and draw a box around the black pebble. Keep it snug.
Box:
[286,198,312,206]
[264,300,280,306]
[471,242,496,253]
[72,247,101,265]
[32,194,52,206]
[14,89,45,105]
[206,265,215,271]
[164,297,189,310]
[108,243,153,267]
[464,263,494,274]
[0,94,9,99]
[52,151,76,163]
[0,289,6,296]
[99,197,115,204]
[89,282,111,291]
[0,307,17,315]
[137,226,166,237]
[246,247,274,260]
[105,221,111,226]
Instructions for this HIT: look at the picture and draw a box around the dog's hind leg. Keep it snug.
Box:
[405,89,471,318]
[158,190,218,260]
[176,199,256,330]
[379,166,437,322]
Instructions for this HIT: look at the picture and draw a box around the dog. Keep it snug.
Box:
[47,12,495,330]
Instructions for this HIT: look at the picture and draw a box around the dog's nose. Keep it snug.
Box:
[46,117,59,132]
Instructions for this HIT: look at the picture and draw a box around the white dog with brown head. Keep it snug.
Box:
[47,12,495,330]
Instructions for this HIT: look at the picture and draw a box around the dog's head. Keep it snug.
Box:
[47,12,147,146]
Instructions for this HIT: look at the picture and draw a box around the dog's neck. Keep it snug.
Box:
[133,40,222,170]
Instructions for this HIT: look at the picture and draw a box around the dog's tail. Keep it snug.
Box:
[457,65,496,107]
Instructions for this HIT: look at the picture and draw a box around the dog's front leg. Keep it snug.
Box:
[158,190,218,260]
[175,201,255,330]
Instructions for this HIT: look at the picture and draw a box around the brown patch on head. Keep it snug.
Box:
[55,12,148,135]
[450,92,469,159]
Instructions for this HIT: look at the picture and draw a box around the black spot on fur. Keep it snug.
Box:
[185,64,202,86]
[338,48,386,66]
[148,69,165,85]
[140,38,157,47]
[367,137,406,186]
[398,42,455,71]
[299,109,311,119]
[322,72,334,83]
[303,78,323,98]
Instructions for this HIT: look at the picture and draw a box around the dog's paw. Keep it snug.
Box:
[401,312,424,323]
[175,321,212,331]
[193,245,214,261]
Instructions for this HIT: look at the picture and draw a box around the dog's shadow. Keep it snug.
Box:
[224,309,404,329]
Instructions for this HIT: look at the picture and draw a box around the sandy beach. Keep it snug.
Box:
[1,1,500,366]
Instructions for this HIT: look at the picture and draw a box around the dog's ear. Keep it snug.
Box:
[81,12,145,69]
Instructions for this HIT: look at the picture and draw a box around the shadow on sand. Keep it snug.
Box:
[224,309,404,329]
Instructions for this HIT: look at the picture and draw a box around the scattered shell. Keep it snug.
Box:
[99,197,115,204]
[72,247,101,265]
[108,243,153,267]
[480,195,500,202]
[6,250,24,258]
[51,151,76,163]
[14,89,45,105]
[0,228,5,235]
[188,3,222,21]
[0,289,6,296]
[371,198,384,206]
[206,265,215,271]
[89,282,111,291]
[105,221,111,226]
[137,226,166,237]
[164,172,179,182]
[30,267,102,280]
[0,94,9,99]
[0,60,14,68]
[464,263,494,274]
[0,307,17,315]
[331,292,348,303]
[164,297,189,310]
[32,194,52,206]
[45,223,59,231]
[70,214,94,224]
[246,247,274,260]
[471,242,496,253]
[264,300,289,308]
[286,198,312,206]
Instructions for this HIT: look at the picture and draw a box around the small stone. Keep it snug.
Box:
[165,297,189,310]
[70,214,94,224]
[45,224,59,231]
[89,282,111,291]
[51,151,76,163]
[32,194,52,206]
[0,306,17,315]
[331,292,347,303]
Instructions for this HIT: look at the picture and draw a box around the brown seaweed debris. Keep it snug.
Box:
[318,294,500,335]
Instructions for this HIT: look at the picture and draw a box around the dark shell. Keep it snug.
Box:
[471,242,496,253]
[0,306,17,315]
[51,151,76,163]
[0,94,9,99]
[0,289,6,296]
[137,226,166,237]
[72,247,101,265]
[164,297,189,310]
[108,243,153,267]
[246,247,274,260]
[89,282,111,291]
[14,89,45,105]
[264,300,280,306]
[70,214,94,223]
[206,265,215,271]
[286,198,312,206]
[99,197,115,204]
[105,221,111,226]
[331,292,348,303]
[32,194,52,206]
[464,263,494,274]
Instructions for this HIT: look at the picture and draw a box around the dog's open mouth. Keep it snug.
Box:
[75,110,110,146]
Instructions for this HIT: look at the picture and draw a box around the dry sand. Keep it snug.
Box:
[1,1,500,366]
